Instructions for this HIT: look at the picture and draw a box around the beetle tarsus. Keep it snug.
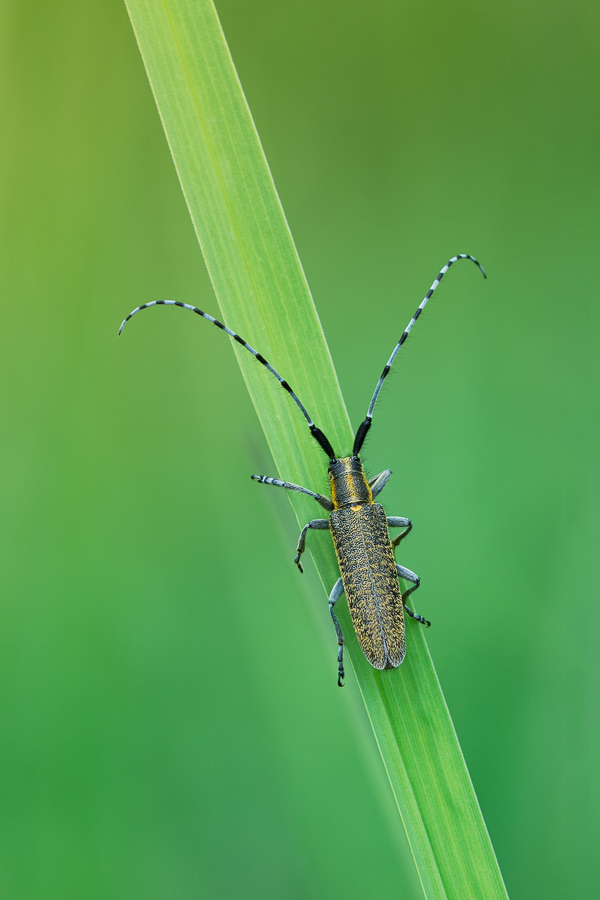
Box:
[337,644,345,686]
[404,604,430,628]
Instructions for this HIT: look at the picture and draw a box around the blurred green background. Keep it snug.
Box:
[1,0,598,897]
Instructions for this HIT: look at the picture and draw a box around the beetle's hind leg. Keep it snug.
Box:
[328,577,345,687]
[404,604,430,628]
[404,603,431,628]
[395,563,420,601]
[395,564,430,628]
[389,522,429,624]
[294,519,330,573]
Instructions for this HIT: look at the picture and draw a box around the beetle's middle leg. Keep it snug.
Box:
[294,519,330,573]
[387,516,413,547]
[395,564,430,628]
[328,577,345,687]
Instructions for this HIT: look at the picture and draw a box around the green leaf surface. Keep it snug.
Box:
[123,1,510,897]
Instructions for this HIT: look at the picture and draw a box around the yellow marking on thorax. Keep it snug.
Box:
[329,456,373,509]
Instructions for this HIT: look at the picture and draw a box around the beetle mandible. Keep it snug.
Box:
[119,254,486,685]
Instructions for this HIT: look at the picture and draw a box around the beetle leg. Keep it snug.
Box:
[395,563,420,598]
[294,519,330,573]
[387,516,412,547]
[251,475,333,510]
[368,469,393,498]
[404,605,430,628]
[395,564,430,627]
[328,577,345,687]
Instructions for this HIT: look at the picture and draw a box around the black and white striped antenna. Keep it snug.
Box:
[119,300,337,460]
[353,254,486,456]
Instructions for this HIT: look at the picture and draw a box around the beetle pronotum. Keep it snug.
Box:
[120,254,485,685]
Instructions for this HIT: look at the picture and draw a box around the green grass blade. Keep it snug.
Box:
[123,2,510,897]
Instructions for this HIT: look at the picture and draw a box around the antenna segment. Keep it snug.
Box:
[119,300,337,460]
[353,255,486,456]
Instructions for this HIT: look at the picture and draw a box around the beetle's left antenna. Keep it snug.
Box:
[119,300,337,460]
[353,254,486,456]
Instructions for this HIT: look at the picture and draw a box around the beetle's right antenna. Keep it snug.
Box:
[119,300,337,460]
[353,254,486,455]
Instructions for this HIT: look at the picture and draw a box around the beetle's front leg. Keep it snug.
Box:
[368,469,392,498]
[294,519,330,573]
[387,516,412,547]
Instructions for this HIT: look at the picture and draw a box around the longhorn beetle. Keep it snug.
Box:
[119,254,485,686]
